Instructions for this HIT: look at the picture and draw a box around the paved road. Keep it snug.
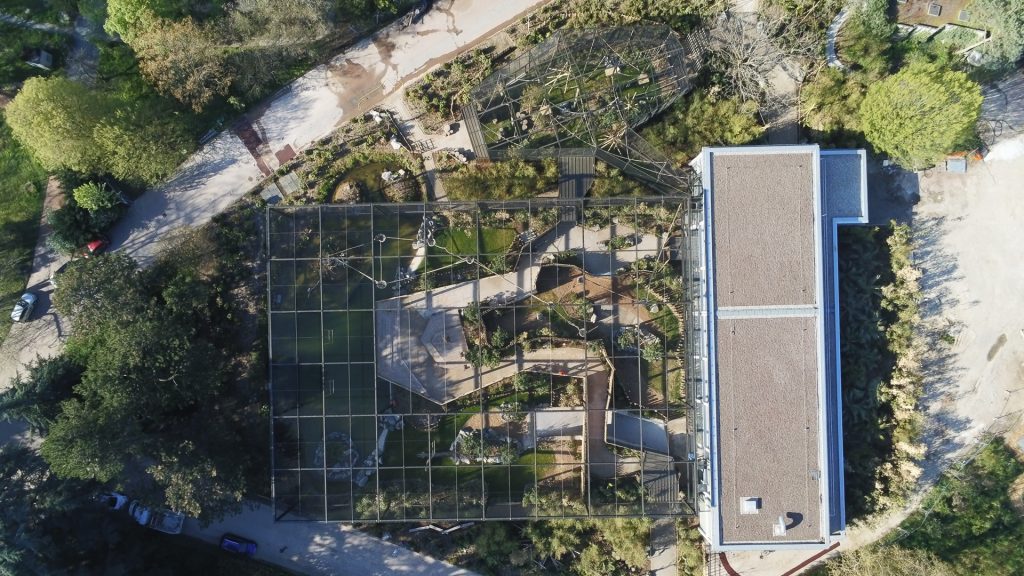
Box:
[0,178,67,404]
[184,503,474,576]
[110,0,551,266]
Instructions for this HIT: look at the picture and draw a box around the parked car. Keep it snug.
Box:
[129,501,151,526]
[130,501,185,534]
[82,236,109,258]
[97,492,128,511]
[220,533,258,557]
[410,0,432,24]
[10,292,37,322]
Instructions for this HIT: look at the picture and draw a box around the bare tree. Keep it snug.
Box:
[707,10,818,111]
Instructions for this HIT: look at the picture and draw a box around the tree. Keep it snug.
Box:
[4,77,193,184]
[801,68,869,134]
[838,0,894,76]
[642,91,763,163]
[826,546,955,576]
[473,523,519,568]
[94,104,193,184]
[973,0,1024,70]
[42,253,250,522]
[72,182,119,212]
[860,62,982,169]
[3,77,112,174]
[0,444,129,575]
[134,17,233,112]
[47,200,100,254]
[0,355,82,434]
[52,254,145,340]
[104,0,198,44]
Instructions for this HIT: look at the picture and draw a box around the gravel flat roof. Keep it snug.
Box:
[716,316,821,543]
[711,152,816,308]
[705,147,826,546]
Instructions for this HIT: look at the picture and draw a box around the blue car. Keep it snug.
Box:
[220,533,257,557]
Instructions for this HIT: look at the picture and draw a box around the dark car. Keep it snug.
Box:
[220,534,257,557]
[410,0,432,24]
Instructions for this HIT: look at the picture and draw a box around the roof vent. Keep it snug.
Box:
[773,516,787,536]
[740,497,761,515]
[958,10,970,22]
[928,3,942,17]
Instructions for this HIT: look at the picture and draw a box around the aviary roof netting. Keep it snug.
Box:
[462,25,707,195]
[267,199,699,522]
[467,25,701,152]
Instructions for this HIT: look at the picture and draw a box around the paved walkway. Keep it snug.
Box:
[183,502,475,576]
[648,517,677,576]
[0,177,68,403]
[110,0,550,266]
[0,11,69,33]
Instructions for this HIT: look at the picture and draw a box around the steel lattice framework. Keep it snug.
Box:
[463,25,707,195]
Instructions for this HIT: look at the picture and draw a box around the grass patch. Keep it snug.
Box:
[888,439,1024,575]
[0,116,47,343]
[826,439,1024,576]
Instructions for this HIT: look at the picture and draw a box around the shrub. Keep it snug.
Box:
[860,62,982,169]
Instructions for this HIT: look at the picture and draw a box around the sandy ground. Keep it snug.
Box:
[721,136,1024,575]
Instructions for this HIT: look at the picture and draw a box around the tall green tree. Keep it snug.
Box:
[860,62,982,169]
[42,253,249,520]
[72,182,119,212]
[3,77,112,174]
[0,355,82,434]
[134,17,233,112]
[94,103,192,183]
[4,77,193,185]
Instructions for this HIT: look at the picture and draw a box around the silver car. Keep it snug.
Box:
[10,292,37,322]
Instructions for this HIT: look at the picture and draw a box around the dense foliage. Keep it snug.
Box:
[826,440,1024,576]
[443,158,558,201]
[972,0,1024,71]
[894,440,1024,575]
[0,200,271,522]
[860,63,982,169]
[641,91,763,164]
[825,546,955,576]
[838,224,924,519]
[4,76,192,184]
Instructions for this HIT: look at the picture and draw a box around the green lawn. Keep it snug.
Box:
[884,439,1024,576]
[0,117,46,344]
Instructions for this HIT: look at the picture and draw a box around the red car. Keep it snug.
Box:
[83,237,109,258]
